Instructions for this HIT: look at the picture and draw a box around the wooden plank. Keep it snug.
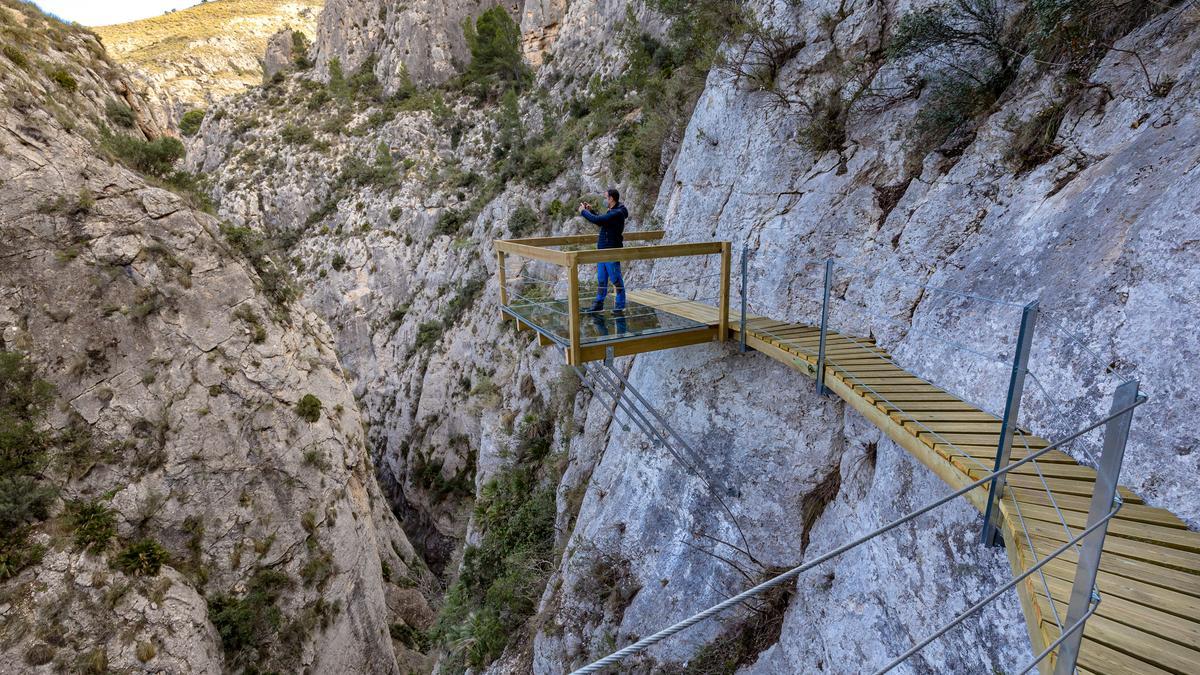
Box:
[1013,502,1200,553]
[1028,533,1200,599]
[1035,556,1200,622]
[875,400,982,412]
[574,241,725,264]
[494,239,570,265]
[503,230,665,247]
[575,327,716,363]
[1020,519,1200,574]
[1002,525,1053,675]
[928,432,1050,448]
[1029,596,1178,675]
[1034,589,1200,673]
[892,410,1000,424]
[1008,488,1189,529]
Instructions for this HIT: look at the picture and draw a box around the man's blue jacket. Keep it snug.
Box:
[581,203,628,249]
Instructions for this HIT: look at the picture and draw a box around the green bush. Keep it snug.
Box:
[208,569,291,669]
[462,6,531,97]
[331,254,346,271]
[179,109,205,137]
[507,203,540,237]
[66,499,117,553]
[48,67,77,92]
[414,321,444,351]
[292,31,312,69]
[434,208,468,237]
[296,394,322,423]
[220,224,297,308]
[101,129,185,178]
[2,44,27,69]
[114,538,170,576]
[281,123,314,145]
[104,98,135,127]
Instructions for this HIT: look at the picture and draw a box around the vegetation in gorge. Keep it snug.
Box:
[0,351,57,580]
[432,408,559,669]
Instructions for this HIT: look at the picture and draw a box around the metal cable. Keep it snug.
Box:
[571,398,1144,674]
[1004,479,1067,636]
[1016,429,1081,554]
[1014,597,1099,675]
[1042,314,1133,384]
[831,262,1027,309]
[870,504,1120,674]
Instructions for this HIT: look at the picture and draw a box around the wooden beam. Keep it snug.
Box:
[503,231,665,247]
[574,241,725,264]
[493,239,571,266]
[496,249,508,306]
[718,241,731,342]
[567,254,581,366]
[576,328,716,363]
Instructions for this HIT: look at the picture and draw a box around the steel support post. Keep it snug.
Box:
[815,259,833,396]
[981,300,1039,547]
[739,247,748,354]
[1053,379,1139,674]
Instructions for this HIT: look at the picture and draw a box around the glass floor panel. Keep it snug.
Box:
[506,298,707,345]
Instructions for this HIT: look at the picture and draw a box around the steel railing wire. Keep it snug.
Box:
[571,398,1144,674]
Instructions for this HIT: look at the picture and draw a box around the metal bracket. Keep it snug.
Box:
[1054,379,1139,674]
[981,300,1039,547]
[815,258,833,396]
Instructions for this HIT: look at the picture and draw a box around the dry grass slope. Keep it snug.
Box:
[95,0,324,109]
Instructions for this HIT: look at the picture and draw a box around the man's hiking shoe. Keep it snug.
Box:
[588,302,604,313]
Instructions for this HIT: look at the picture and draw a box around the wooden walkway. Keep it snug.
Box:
[627,290,1200,675]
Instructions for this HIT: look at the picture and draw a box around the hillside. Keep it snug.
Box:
[95,0,323,119]
[0,1,431,672]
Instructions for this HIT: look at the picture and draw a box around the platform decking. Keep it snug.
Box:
[626,289,1200,675]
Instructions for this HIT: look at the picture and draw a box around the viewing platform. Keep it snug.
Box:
[493,231,731,365]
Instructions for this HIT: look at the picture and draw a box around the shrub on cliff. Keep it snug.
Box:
[105,99,135,128]
[179,109,205,137]
[462,6,531,98]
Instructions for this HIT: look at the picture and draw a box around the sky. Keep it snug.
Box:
[32,0,202,27]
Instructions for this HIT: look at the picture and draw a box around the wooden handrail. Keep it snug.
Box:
[500,230,665,248]
[493,239,571,266]
[573,241,725,264]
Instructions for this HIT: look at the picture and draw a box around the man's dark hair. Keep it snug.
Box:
[607,188,619,203]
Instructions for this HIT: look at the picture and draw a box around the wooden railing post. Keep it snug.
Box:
[496,250,508,307]
[718,242,731,342]
[567,253,581,366]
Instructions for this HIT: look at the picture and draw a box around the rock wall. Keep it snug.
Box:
[536,1,1200,672]
[312,0,491,90]
[0,3,431,672]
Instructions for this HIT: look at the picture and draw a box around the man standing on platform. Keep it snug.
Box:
[580,188,629,313]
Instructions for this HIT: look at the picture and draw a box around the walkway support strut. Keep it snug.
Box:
[816,258,833,396]
[1054,378,1140,674]
[982,300,1038,547]
[739,246,748,353]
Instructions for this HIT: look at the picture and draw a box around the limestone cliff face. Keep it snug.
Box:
[312,0,490,90]
[537,2,1200,673]
[185,0,1199,672]
[0,3,430,673]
